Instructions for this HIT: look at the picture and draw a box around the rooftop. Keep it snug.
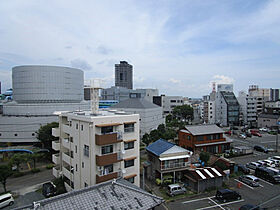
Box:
[111,98,160,109]
[16,178,164,210]
[183,124,224,136]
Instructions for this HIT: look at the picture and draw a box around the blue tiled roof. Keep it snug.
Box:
[146,139,175,156]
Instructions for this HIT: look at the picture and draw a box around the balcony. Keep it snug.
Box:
[96,172,119,184]
[53,166,61,178]
[160,162,189,171]
[95,132,122,146]
[52,127,60,137]
[52,154,60,165]
[62,138,70,149]
[62,152,71,165]
[62,165,73,179]
[96,152,122,166]
[64,178,74,192]
[62,124,71,134]
[52,140,60,151]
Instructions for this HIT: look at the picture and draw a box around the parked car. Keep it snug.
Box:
[167,184,186,196]
[225,130,232,135]
[246,162,261,170]
[268,130,277,135]
[238,164,250,174]
[239,204,261,210]
[216,189,241,203]
[269,156,280,166]
[239,175,260,187]
[255,167,280,184]
[245,132,252,137]
[262,159,276,168]
[251,130,262,137]
[259,127,268,132]
[0,193,14,208]
[256,160,268,167]
[239,133,247,139]
[42,182,57,198]
[254,145,268,153]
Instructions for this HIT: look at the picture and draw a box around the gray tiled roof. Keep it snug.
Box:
[111,98,160,109]
[16,179,164,210]
[258,113,280,119]
[184,124,224,135]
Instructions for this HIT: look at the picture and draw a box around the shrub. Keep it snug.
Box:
[13,172,24,178]
[53,177,66,195]
[31,168,41,173]
[46,164,55,170]
[155,178,161,186]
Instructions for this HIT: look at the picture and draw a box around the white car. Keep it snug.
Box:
[246,162,261,170]
[0,193,14,208]
[256,160,268,167]
[239,134,246,139]
[262,159,276,168]
[259,127,268,132]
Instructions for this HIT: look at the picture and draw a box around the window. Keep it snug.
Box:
[84,145,89,157]
[76,124,78,129]
[76,164,77,171]
[196,136,204,141]
[14,133,18,137]
[70,137,73,142]
[102,145,113,155]
[170,100,176,103]
[70,151,74,158]
[124,141,134,150]
[126,177,135,184]
[124,123,134,133]
[32,133,35,136]
[0,133,1,136]
[81,125,83,131]
[82,162,84,168]
[84,182,88,187]
[75,145,77,153]
[103,164,113,174]
[187,136,191,140]
[101,126,113,134]
[125,159,135,168]
[69,121,72,127]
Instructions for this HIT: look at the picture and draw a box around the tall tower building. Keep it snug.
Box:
[115,61,133,89]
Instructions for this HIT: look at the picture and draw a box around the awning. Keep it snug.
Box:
[95,123,122,127]
[159,154,190,161]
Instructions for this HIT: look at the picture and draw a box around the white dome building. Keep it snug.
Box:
[0,65,90,144]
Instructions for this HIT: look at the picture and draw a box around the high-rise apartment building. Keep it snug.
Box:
[52,110,140,191]
[115,61,133,89]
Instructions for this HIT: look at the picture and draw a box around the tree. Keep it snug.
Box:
[172,105,194,122]
[37,122,59,150]
[9,153,25,171]
[30,153,43,169]
[0,165,13,192]
[199,152,210,165]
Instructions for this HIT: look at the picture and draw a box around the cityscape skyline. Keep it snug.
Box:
[0,0,280,97]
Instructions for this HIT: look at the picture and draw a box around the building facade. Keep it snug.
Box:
[111,98,164,137]
[178,125,231,153]
[203,101,215,124]
[153,95,184,115]
[0,65,90,144]
[52,110,140,191]
[115,61,133,89]
[237,91,257,127]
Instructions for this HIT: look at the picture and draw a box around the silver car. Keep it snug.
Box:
[246,162,261,170]
[239,175,260,187]
[167,184,186,196]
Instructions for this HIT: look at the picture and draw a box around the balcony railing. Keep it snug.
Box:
[160,162,189,170]
[52,154,60,165]
[52,165,61,178]
[96,172,119,184]
[95,132,123,146]
[52,140,60,151]
[96,152,122,166]
[62,152,71,165]
[52,128,60,137]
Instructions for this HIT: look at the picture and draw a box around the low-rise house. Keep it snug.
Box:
[145,139,192,183]
[184,167,225,193]
[258,113,280,128]
[15,178,164,210]
[178,125,232,153]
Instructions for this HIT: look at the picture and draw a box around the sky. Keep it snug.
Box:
[0,0,280,97]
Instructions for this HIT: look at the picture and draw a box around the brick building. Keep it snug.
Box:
[178,125,231,153]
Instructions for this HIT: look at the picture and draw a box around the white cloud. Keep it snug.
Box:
[169,78,181,84]
[210,75,235,87]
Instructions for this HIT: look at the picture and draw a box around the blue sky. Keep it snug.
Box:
[0,0,280,97]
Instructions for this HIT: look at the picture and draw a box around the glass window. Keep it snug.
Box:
[81,125,83,131]
[101,126,113,134]
[103,164,113,174]
[196,136,204,141]
[125,159,135,168]
[124,141,134,150]
[84,145,89,157]
[126,177,135,184]
[76,124,78,129]
[102,145,113,155]
[124,123,134,133]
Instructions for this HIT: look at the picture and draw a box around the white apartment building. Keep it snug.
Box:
[203,101,215,124]
[153,95,184,115]
[52,110,140,191]
[238,91,257,127]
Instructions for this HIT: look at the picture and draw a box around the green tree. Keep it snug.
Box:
[172,105,194,122]
[30,153,43,169]
[37,122,59,150]
[199,152,210,165]
[9,153,25,171]
[0,165,13,192]
[142,133,151,145]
